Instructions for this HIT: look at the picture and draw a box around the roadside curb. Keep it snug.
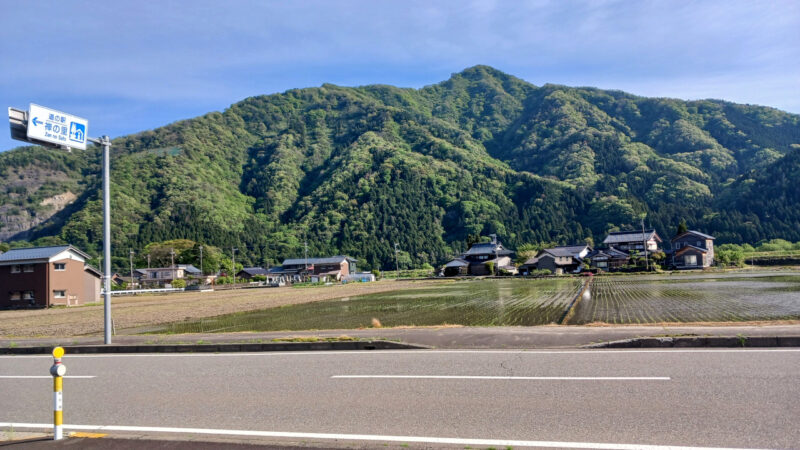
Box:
[0,340,427,355]
[582,335,800,348]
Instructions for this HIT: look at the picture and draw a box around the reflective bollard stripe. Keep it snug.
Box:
[54,376,63,439]
[51,347,66,441]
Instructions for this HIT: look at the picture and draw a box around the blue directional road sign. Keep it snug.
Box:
[26,104,89,150]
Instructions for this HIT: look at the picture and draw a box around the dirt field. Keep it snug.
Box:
[0,280,448,338]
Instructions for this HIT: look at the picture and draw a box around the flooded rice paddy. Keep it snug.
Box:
[154,272,800,333]
[156,278,582,333]
[575,273,800,324]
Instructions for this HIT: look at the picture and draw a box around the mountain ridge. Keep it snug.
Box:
[1,65,798,269]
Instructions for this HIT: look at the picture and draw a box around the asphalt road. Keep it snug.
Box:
[1,349,798,449]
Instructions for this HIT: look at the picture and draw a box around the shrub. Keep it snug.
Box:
[171,279,186,288]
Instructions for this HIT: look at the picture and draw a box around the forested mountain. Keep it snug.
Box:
[1,65,799,270]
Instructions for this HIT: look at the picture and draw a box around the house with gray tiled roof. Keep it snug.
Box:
[603,229,662,255]
[237,267,270,280]
[670,230,715,269]
[271,255,357,282]
[521,244,591,275]
[0,245,100,308]
[444,237,516,276]
[585,247,630,271]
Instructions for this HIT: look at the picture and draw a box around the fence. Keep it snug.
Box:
[107,288,185,296]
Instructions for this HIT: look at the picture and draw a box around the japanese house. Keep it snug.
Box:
[273,255,358,282]
[444,238,514,276]
[135,264,202,286]
[442,258,469,276]
[0,245,101,308]
[520,244,591,275]
[670,230,715,269]
[603,229,662,254]
[237,267,270,280]
[585,247,630,271]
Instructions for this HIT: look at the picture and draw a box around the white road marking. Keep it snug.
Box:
[0,375,95,379]
[0,422,764,450]
[332,375,670,380]
[0,348,798,358]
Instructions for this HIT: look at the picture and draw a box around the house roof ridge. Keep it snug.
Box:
[0,244,90,263]
[673,230,716,240]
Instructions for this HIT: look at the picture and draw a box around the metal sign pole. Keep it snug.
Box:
[10,106,113,344]
[88,135,113,344]
[102,136,112,344]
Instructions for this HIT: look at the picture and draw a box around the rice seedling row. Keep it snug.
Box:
[571,273,800,324]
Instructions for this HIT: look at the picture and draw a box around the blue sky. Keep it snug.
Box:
[1,0,798,152]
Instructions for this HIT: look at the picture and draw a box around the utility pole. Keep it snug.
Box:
[394,242,400,279]
[99,136,112,343]
[199,245,204,278]
[641,218,649,271]
[147,254,151,269]
[304,241,308,282]
[490,234,498,276]
[170,248,176,284]
[232,247,238,287]
[129,249,135,290]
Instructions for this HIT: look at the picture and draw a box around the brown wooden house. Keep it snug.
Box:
[671,230,715,269]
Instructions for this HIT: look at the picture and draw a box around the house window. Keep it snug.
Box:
[685,255,697,266]
[23,291,35,300]
[10,291,22,301]
[696,241,702,247]
[11,265,21,273]
[597,262,608,268]
[54,290,66,298]
[23,264,34,272]
[54,263,66,271]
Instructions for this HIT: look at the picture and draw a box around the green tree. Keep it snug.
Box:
[677,219,688,235]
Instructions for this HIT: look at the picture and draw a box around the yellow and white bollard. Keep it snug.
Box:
[49,347,66,440]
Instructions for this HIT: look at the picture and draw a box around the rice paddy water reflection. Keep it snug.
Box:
[153,272,800,333]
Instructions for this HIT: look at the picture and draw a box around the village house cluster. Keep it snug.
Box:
[444,229,715,276]
[0,228,715,308]
[125,255,373,290]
